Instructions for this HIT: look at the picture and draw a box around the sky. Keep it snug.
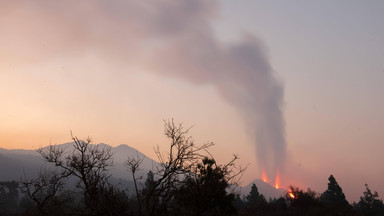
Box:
[1,0,383,202]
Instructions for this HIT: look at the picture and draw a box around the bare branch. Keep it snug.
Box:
[20,167,68,216]
[143,119,214,215]
[35,133,114,214]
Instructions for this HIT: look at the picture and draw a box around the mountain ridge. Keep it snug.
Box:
[0,143,157,181]
[240,179,287,200]
[1,143,285,199]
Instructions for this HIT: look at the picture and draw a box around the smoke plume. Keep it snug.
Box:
[1,0,285,182]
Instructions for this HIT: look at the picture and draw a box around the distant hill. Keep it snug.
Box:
[0,142,159,183]
[1,143,286,200]
[0,152,43,181]
[240,179,287,200]
[109,144,159,180]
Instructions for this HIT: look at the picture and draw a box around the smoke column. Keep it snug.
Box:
[1,0,286,182]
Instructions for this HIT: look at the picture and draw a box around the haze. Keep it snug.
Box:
[1,0,383,202]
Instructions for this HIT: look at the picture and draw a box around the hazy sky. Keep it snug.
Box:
[1,1,383,201]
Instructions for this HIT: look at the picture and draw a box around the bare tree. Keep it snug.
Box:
[221,154,248,194]
[125,153,144,216]
[142,120,214,216]
[38,134,114,215]
[21,168,68,216]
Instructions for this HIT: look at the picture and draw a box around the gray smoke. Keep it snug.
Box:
[1,0,285,182]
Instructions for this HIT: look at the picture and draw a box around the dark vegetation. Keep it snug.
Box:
[0,121,383,216]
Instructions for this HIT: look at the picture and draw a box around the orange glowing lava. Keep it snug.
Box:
[275,173,280,189]
[262,171,268,183]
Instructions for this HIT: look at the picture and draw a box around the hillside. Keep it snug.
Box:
[0,142,158,182]
[1,143,286,200]
[240,179,287,200]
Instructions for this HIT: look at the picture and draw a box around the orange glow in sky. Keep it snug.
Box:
[275,173,280,189]
[1,0,384,203]
[262,170,268,183]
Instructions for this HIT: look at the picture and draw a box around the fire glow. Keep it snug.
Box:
[289,192,295,198]
[262,170,268,183]
[275,173,280,189]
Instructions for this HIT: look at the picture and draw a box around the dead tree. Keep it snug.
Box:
[125,153,144,216]
[21,168,68,216]
[221,154,248,194]
[142,120,214,216]
[37,134,114,215]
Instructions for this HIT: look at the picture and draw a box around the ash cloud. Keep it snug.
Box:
[1,0,285,181]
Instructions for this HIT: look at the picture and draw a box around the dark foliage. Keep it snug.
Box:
[246,183,267,207]
[125,153,144,216]
[0,181,19,215]
[20,135,130,216]
[140,120,215,216]
[138,120,245,216]
[320,175,353,215]
[173,157,236,216]
[354,184,384,216]
[243,183,267,215]
[7,122,383,216]
[20,168,67,216]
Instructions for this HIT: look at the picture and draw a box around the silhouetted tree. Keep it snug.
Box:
[38,134,116,215]
[142,120,214,216]
[320,175,352,215]
[141,171,159,216]
[268,197,288,216]
[246,183,267,208]
[286,185,324,215]
[354,184,384,216]
[241,183,268,215]
[125,153,144,216]
[233,194,245,213]
[0,181,19,215]
[321,175,349,205]
[20,168,67,216]
[140,120,245,216]
[173,157,237,216]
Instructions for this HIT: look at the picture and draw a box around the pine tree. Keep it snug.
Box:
[246,183,267,211]
[142,171,160,216]
[173,158,236,216]
[354,184,384,216]
[321,175,349,207]
[320,175,354,216]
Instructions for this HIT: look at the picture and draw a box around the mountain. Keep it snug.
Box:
[0,142,159,182]
[240,179,287,200]
[0,152,43,181]
[109,144,159,180]
[1,143,285,200]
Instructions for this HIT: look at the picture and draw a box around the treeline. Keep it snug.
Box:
[1,177,383,216]
[234,177,384,216]
[0,121,383,216]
